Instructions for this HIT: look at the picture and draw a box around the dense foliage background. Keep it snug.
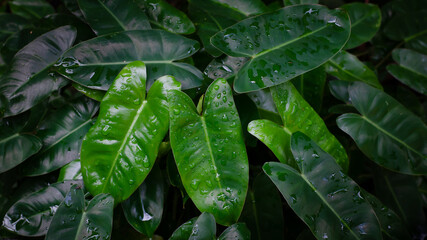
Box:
[0,0,426,239]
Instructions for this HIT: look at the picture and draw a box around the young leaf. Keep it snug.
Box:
[81,61,180,203]
[263,132,381,240]
[326,50,382,89]
[169,78,249,226]
[22,98,98,176]
[210,5,351,92]
[189,212,216,240]
[122,164,165,237]
[337,82,427,175]
[78,0,151,36]
[0,25,76,117]
[169,217,197,240]
[341,3,381,49]
[45,185,114,240]
[137,0,195,35]
[57,159,82,182]
[218,223,251,240]
[55,29,202,91]
[387,48,427,95]
[3,180,82,237]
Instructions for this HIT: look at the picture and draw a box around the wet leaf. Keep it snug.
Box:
[291,65,326,112]
[72,82,105,102]
[57,159,82,182]
[204,56,249,82]
[169,217,197,240]
[263,132,381,240]
[81,61,180,203]
[45,185,114,240]
[337,82,427,175]
[211,4,350,92]
[218,223,250,240]
[284,0,318,6]
[55,29,202,91]
[189,212,216,240]
[168,78,249,226]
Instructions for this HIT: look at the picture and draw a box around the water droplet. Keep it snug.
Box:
[190,179,199,190]
[133,99,140,105]
[173,108,180,115]
[214,85,220,90]
[102,125,111,136]
[128,179,134,185]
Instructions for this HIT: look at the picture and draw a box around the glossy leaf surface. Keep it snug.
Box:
[169,217,197,240]
[264,132,381,240]
[72,83,105,102]
[341,3,381,49]
[189,212,216,240]
[204,56,249,82]
[9,0,54,20]
[81,62,180,203]
[58,159,82,182]
[22,98,98,176]
[218,223,250,240]
[387,48,427,95]
[3,180,82,236]
[0,26,76,117]
[189,0,267,20]
[211,4,351,92]
[56,29,202,91]
[337,82,427,175]
[326,50,382,89]
[122,164,165,237]
[291,65,326,112]
[138,0,195,34]
[169,78,249,226]
[45,185,114,240]
[284,0,318,6]
[78,0,151,36]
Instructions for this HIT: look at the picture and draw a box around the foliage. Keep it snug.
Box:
[0,0,426,239]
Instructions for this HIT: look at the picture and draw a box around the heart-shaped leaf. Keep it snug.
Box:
[58,159,82,182]
[122,164,165,237]
[45,185,114,240]
[249,82,349,170]
[0,25,77,117]
[55,29,202,91]
[189,212,216,240]
[22,97,98,176]
[3,180,82,237]
[210,4,350,92]
[78,0,151,36]
[341,3,381,49]
[263,132,381,240]
[337,82,427,175]
[218,223,250,240]
[168,78,249,226]
[387,48,427,95]
[81,61,180,203]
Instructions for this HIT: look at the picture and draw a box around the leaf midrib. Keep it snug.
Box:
[327,57,376,85]
[100,100,148,193]
[97,0,126,31]
[395,62,427,79]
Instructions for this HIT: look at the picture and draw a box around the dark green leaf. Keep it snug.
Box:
[341,3,381,49]
[337,82,427,175]
[55,29,202,91]
[204,56,248,82]
[0,13,29,43]
[169,217,197,240]
[291,65,326,112]
[9,0,54,20]
[81,61,180,203]
[1,28,46,64]
[328,80,351,104]
[169,78,249,226]
[57,159,82,182]
[0,25,77,117]
[189,0,267,20]
[218,223,250,240]
[3,180,82,237]
[189,212,216,240]
[326,50,382,89]
[284,0,318,6]
[387,48,427,95]
[22,98,98,176]
[78,0,151,36]
[122,164,165,237]
[263,132,382,240]
[72,83,105,102]
[211,5,351,92]
[45,185,114,240]
[137,0,195,34]
[247,89,282,124]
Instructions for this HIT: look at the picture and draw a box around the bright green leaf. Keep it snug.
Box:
[58,159,82,182]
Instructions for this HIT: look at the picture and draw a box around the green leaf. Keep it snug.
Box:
[1,28,46,64]
[291,65,326,112]
[326,50,382,89]
[336,82,427,175]
[218,223,250,240]
[247,89,282,124]
[169,217,197,240]
[45,185,114,240]
[387,48,427,95]
[341,3,381,49]
[204,56,249,82]
[22,98,99,176]
[0,114,42,173]
[189,0,267,20]
[0,13,29,42]
[168,78,249,226]
[250,82,349,170]
[58,159,82,182]
[72,83,105,102]
[55,29,202,91]
[210,5,351,93]
[122,164,165,237]
[328,80,351,104]
[0,25,77,117]
[3,180,82,237]
[137,0,195,34]
[9,0,54,20]
[189,212,216,240]
[284,0,318,6]
[78,0,151,36]
[81,61,181,203]
[239,173,284,240]
[263,132,382,240]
